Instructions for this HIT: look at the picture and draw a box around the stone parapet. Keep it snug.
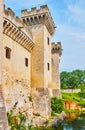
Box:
[21,5,55,35]
[4,8,34,52]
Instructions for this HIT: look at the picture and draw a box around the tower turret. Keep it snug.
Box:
[21,5,55,118]
[21,5,55,35]
[21,5,55,90]
[51,42,62,97]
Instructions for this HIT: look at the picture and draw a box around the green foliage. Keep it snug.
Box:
[62,93,79,102]
[64,109,81,114]
[7,102,28,130]
[34,126,54,130]
[80,84,85,93]
[78,92,85,98]
[51,97,64,115]
[60,69,85,89]
[28,126,54,130]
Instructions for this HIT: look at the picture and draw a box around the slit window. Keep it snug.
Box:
[47,63,50,71]
[25,58,28,67]
[47,37,50,45]
[5,47,11,59]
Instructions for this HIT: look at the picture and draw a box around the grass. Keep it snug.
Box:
[62,93,79,102]
[64,109,81,114]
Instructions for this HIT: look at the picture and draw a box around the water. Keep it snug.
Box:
[57,113,85,130]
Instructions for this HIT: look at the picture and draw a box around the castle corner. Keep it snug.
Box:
[0,1,62,128]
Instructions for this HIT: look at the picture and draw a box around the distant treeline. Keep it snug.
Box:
[60,70,85,89]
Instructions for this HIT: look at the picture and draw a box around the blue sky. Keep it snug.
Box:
[4,0,85,72]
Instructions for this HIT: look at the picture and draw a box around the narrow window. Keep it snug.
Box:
[47,37,50,45]
[25,58,28,67]
[5,47,11,59]
[47,63,50,71]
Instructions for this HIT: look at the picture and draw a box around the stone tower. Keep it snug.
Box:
[51,42,62,97]
[0,0,8,129]
[21,5,55,117]
[21,5,55,89]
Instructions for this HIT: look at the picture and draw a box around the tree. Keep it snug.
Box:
[60,71,70,89]
[67,75,79,89]
[60,70,85,89]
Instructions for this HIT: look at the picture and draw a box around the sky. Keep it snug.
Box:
[4,0,85,72]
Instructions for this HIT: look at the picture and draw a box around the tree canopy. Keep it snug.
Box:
[60,70,85,89]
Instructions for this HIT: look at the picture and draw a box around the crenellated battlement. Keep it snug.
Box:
[21,5,49,17]
[5,8,15,17]
[4,8,24,29]
[51,42,62,56]
[21,5,55,35]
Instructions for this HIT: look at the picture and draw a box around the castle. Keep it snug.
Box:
[0,0,62,129]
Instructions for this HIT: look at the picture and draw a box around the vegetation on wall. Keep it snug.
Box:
[7,102,55,130]
[60,70,85,89]
[7,102,28,130]
[51,97,64,116]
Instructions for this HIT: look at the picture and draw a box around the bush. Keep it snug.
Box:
[7,102,28,130]
[51,97,64,115]
[78,92,85,98]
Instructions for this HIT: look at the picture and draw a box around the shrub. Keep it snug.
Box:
[78,92,85,98]
[51,97,64,115]
[7,102,28,130]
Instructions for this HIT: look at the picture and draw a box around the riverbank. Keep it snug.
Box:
[46,111,66,128]
[57,113,85,130]
[28,111,67,130]
[62,92,85,110]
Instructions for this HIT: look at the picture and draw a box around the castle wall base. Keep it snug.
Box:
[0,86,8,130]
[32,88,51,119]
[52,89,61,98]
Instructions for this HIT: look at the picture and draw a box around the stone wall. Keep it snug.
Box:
[0,3,62,127]
[30,25,44,89]
[61,89,81,93]
[2,34,31,112]
[52,53,60,90]
[44,26,52,89]
[32,88,51,125]
[21,5,56,118]
[30,25,52,90]
[0,0,8,129]
[30,24,52,118]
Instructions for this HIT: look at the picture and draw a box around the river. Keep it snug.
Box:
[57,113,85,130]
